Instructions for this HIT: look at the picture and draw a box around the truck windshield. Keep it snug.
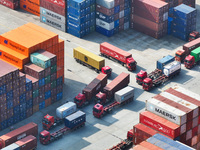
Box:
[42,119,49,124]
[104,68,111,74]
[93,108,100,113]
[40,134,47,139]
[175,53,181,57]
[74,98,80,103]
[185,60,191,63]
[129,62,135,66]
[136,75,142,79]
[143,82,149,86]
[189,36,195,40]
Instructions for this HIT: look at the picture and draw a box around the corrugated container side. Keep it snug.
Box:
[56,102,77,119]
[139,141,164,150]
[114,86,134,103]
[15,135,37,150]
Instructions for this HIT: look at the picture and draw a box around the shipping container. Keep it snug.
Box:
[190,47,200,62]
[24,63,45,79]
[56,102,77,119]
[0,0,19,9]
[133,145,149,150]
[1,143,19,150]
[163,61,181,77]
[30,52,51,69]
[114,86,134,103]
[157,55,175,71]
[15,135,37,150]
[139,141,164,150]
[37,49,57,66]
[96,4,114,16]
[96,0,114,9]
[183,38,200,55]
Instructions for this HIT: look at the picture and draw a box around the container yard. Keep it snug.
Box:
[0,0,200,150]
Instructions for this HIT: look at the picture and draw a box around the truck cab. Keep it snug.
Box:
[184,55,195,69]
[142,78,153,91]
[136,70,147,85]
[127,129,133,140]
[189,31,200,42]
[126,58,137,71]
[95,92,106,105]
[175,50,186,62]
[93,104,104,118]
[101,66,112,77]
[40,130,50,145]
[74,93,86,108]
[42,114,55,130]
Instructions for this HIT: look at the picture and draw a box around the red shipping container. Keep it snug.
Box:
[192,126,198,137]
[139,141,164,150]
[0,0,19,9]
[186,129,192,141]
[133,144,149,150]
[96,4,114,16]
[15,135,37,150]
[185,138,192,147]
[42,0,65,8]
[140,111,181,139]
[133,136,144,145]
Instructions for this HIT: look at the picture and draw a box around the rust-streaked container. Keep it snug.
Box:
[139,141,164,150]
[140,111,181,139]
[0,122,38,149]
[24,63,45,79]
[15,135,37,150]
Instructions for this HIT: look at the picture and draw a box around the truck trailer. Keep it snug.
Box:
[95,72,130,105]
[184,47,200,69]
[100,42,137,71]
[74,74,107,108]
[73,47,112,76]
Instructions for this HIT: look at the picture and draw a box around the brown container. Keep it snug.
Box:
[25,74,39,91]
[132,14,168,31]
[13,97,20,107]
[44,67,51,77]
[139,141,164,150]
[51,88,57,96]
[37,49,57,66]
[33,104,39,113]
[0,94,6,104]
[33,97,39,105]
[45,83,51,92]
[50,72,57,81]
[19,72,26,86]
[24,63,45,79]
[39,86,45,95]
[96,4,114,16]
[12,79,20,90]
[183,38,200,56]
[15,135,37,150]
[40,0,66,16]
[133,136,144,145]
[19,85,26,95]
[83,74,107,101]
[103,72,129,99]
[45,98,51,107]
[133,144,149,150]
[6,82,13,93]
[51,95,56,103]
[26,90,33,100]
[0,122,38,148]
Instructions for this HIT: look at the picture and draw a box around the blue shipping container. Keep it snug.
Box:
[67,0,86,10]
[7,100,13,109]
[173,4,196,20]
[85,0,90,7]
[20,93,26,104]
[0,84,6,96]
[19,103,26,112]
[6,90,13,101]
[67,20,86,31]
[64,111,86,129]
[68,13,86,24]
[85,6,90,14]
[124,8,130,16]
[172,30,188,41]
[13,115,20,124]
[13,105,20,115]
[157,55,175,71]
[67,6,86,17]
[96,12,114,23]
[26,99,33,109]
[45,90,51,100]
[39,101,45,110]
[173,17,196,26]
[172,24,195,35]
[1,120,8,130]
[7,117,14,127]
[67,26,86,38]
[96,25,114,37]
[19,112,26,121]
[114,5,120,14]
[168,17,173,35]
[56,92,63,101]
[26,78,32,91]
[39,78,45,87]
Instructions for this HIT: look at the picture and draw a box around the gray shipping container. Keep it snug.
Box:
[1,143,19,150]
[56,102,77,119]
[96,0,114,9]
[40,7,66,24]
[114,86,134,104]
[40,15,66,32]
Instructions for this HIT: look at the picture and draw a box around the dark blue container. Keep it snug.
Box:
[19,93,26,104]
[124,0,130,9]
[56,92,63,101]
[67,26,86,38]
[13,105,20,115]
[6,90,13,101]
[172,30,188,41]
[85,0,90,7]
[7,100,13,109]
[114,20,119,28]
[114,5,120,14]
[168,17,173,35]
[57,76,63,86]
[85,14,91,22]
[0,84,6,96]
[96,25,114,37]
[26,78,32,91]
[85,28,90,35]
[19,103,26,113]
[169,7,174,16]
[1,120,8,130]
[64,111,86,129]
[172,24,191,34]
[19,112,27,121]
[39,101,45,110]
[67,20,85,31]
[85,21,89,28]
[96,12,114,23]
[67,0,86,9]
[173,17,196,26]
[90,0,95,5]
[67,6,86,17]
[91,12,95,20]
[7,117,14,127]
[39,78,45,87]
[90,19,95,26]
[26,99,33,109]
[114,27,119,34]
[68,13,86,24]
[124,8,130,16]
[13,115,20,124]
[85,6,91,14]
[124,16,130,22]
[45,90,51,100]
[173,4,196,20]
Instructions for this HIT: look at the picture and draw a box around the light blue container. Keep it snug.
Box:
[157,55,175,71]
[30,52,51,69]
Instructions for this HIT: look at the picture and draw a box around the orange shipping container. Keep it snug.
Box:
[22,0,40,6]
[20,1,40,16]
[0,44,29,69]
[59,39,64,51]
[139,141,164,150]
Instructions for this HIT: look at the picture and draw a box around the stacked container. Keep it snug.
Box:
[40,0,67,32]
[67,0,95,38]
[130,0,169,39]
[172,4,197,41]
[95,0,131,37]
[0,0,19,9]
[20,0,40,16]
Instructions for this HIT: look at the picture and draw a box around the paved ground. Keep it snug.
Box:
[0,2,200,150]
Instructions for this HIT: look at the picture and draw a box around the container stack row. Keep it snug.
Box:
[95,0,131,37]
[40,0,67,32]
[67,0,96,38]
[0,0,19,9]
[133,86,200,149]
[172,4,197,41]
[20,0,40,16]
[130,0,169,39]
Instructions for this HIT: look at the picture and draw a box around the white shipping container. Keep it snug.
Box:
[119,10,124,18]
[114,86,134,103]
[124,21,129,30]
[96,0,114,9]
[56,102,77,119]
[96,18,114,30]
[163,12,168,21]
[160,92,199,118]
[1,143,19,150]
[146,98,186,125]
[163,61,181,77]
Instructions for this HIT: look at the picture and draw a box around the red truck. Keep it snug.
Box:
[175,37,200,62]
[74,74,107,108]
[95,72,130,105]
[189,31,199,42]
[107,129,133,150]
[100,42,137,71]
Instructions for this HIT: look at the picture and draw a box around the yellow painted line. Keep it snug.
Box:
[0,23,12,30]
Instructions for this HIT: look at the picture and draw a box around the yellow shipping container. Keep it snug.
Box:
[73,47,105,71]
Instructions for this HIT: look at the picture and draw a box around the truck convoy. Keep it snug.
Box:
[136,55,181,91]
[175,37,200,62]
[100,42,137,71]
[0,122,38,149]
[93,86,134,118]
[73,47,112,76]
[74,74,107,108]
[107,129,133,150]
[40,111,86,145]
[184,47,200,69]
[95,72,130,105]
[42,102,77,130]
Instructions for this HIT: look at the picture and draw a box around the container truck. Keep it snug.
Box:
[40,111,86,145]
[95,72,130,105]
[107,129,133,150]
[175,37,200,62]
[74,74,107,108]
[100,42,137,71]
[42,102,77,130]
[189,31,199,41]
[136,55,175,85]
[93,86,134,118]
[0,122,38,149]
[142,61,181,91]
[184,47,200,69]
[73,47,112,76]
[2,135,37,150]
